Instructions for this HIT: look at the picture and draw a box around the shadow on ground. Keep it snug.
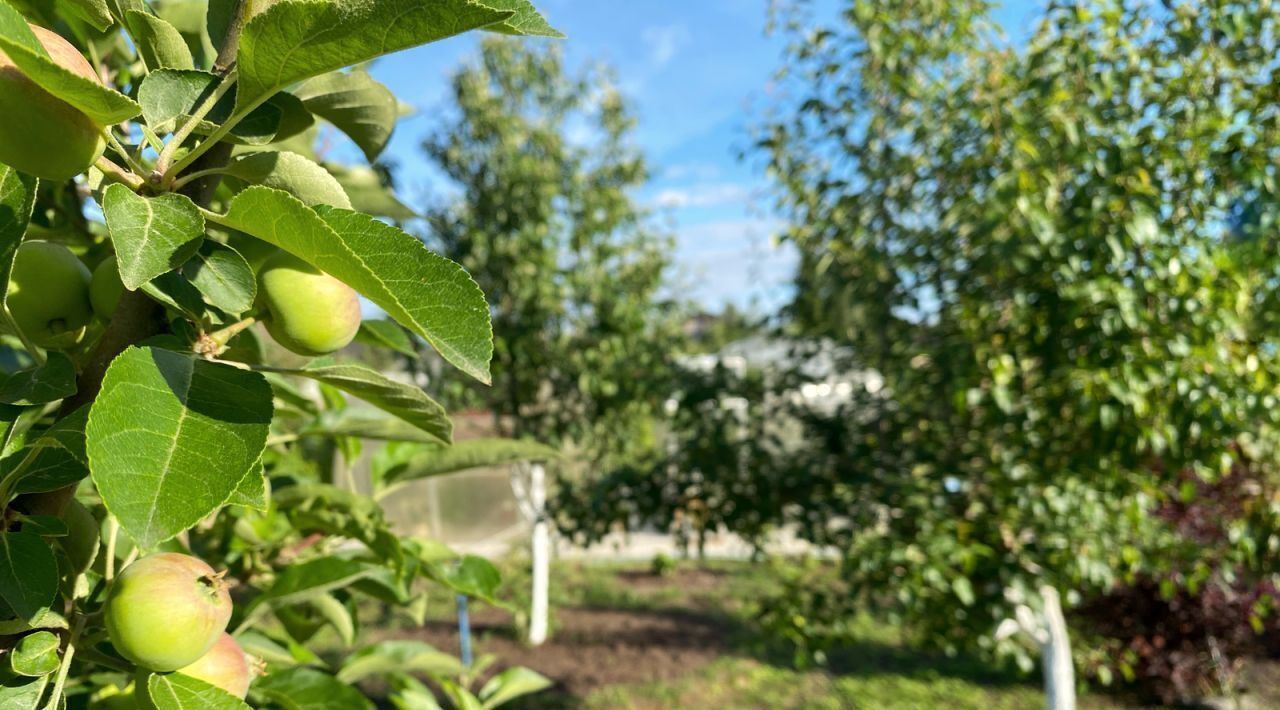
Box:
[369,565,1040,709]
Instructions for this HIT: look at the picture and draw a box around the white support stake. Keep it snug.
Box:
[528,462,550,646]
[1040,586,1076,710]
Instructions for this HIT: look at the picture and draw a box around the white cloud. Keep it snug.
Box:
[662,163,721,180]
[669,219,797,309]
[653,183,754,209]
[641,24,691,67]
[680,217,784,249]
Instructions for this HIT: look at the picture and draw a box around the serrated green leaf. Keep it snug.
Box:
[140,270,208,321]
[10,630,58,677]
[0,351,75,405]
[236,629,323,668]
[228,460,267,510]
[476,0,563,38]
[307,593,355,648]
[87,347,272,549]
[211,188,493,383]
[224,151,350,208]
[137,69,289,145]
[264,359,449,444]
[0,673,47,708]
[234,0,513,112]
[254,667,374,710]
[0,165,36,310]
[254,556,378,609]
[337,640,465,684]
[102,185,205,290]
[15,515,64,536]
[0,1,140,123]
[0,531,56,622]
[145,672,250,710]
[354,319,415,358]
[326,163,417,220]
[6,406,89,495]
[0,608,66,634]
[478,667,553,708]
[384,438,557,490]
[127,10,195,70]
[58,0,112,31]
[294,71,397,162]
[301,409,443,444]
[183,241,255,315]
[427,555,501,604]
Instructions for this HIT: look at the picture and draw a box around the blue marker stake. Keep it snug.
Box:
[457,593,473,667]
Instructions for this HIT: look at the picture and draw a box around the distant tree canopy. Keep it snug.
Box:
[422,38,683,465]
[755,0,1280,673]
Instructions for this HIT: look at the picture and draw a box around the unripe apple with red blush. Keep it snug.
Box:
[0,24,106,181]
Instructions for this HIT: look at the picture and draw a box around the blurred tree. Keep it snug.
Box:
[422,38,683,468]
[753,0,1280,694]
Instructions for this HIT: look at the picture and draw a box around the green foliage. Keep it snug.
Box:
[754,0,1280,681]
[423,37,683,469]
[0,0,561,706]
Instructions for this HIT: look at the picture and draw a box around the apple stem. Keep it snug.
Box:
[104,516,119,582]
[43,614,85,710]
[93,157,144,192]
[102,131,149,178]
[152,69,240,185]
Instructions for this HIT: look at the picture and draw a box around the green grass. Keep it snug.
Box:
[484,558,1126,710]
[581,656,1053,710]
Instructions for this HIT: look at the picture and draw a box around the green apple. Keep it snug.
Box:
[104,553,233,672]
[0,24,106,181]
[257,251,361,356]
[90,255,124,319]
[7,240,93,348]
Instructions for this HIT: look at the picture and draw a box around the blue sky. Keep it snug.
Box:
[357,1,1042,313]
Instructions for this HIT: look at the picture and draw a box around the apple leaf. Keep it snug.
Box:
[138,69,288,145]
[212,188,492,383]
[102,185,205,290]
[480,0,564,38]
[0,673,47,708]
[254,556,380,610]
[0,351,76,405]
[293,71,397,162]
[145,673,250,710]
[354,319,416,358]
[10,630,59,677]
[229,460,268,510]
[0,164,36,306]
[301,409,446,444]
[381,438,558,492]
[59,0,113,31]
[326,163,417,220]
[479,667,554,708]
[0,531,56,622]
[183,241,255,315]
[336,640,466,684]
[6,406,89,495]
[0,0,141,123]
[261,359,450,444]
[87,347,272,549]
[127,10,195,71]
[254,667,374,710]
[223,151,351,209]
[234,0,515,112]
